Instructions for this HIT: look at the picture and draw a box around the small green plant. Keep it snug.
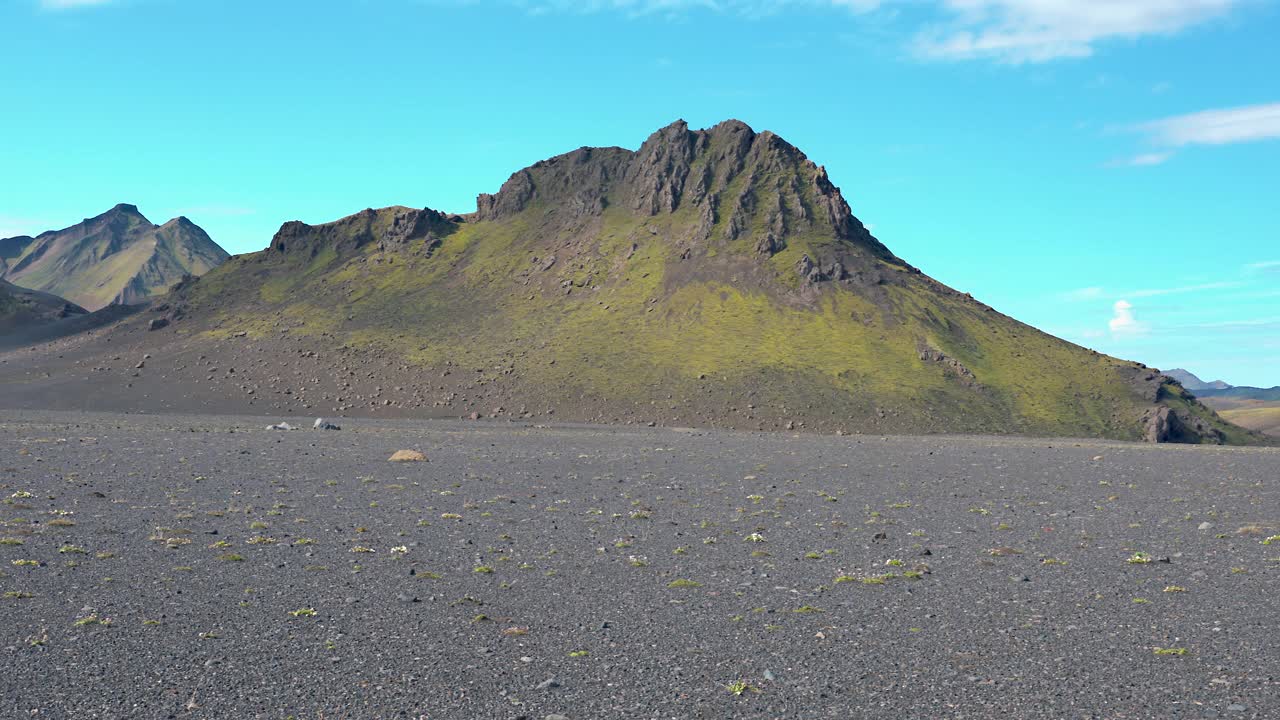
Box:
[1153,647,1188,656]
[725,680,757,696]
[349,546,375,554]
[568,650,590,658]
[12,559,38,567]
[1163,585,1187,593]
[744,533,765,543]
[1261,535,1280,545]
[667,579,702,588]
[473,565,495,574]
[0,538,24,546]
[1126,552,1153,564]
[289,607,317,617]
[218,553,245,562]
[4,591,33,599]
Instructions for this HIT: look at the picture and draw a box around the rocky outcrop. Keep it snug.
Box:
[470,119,908,273]
[271,206,456,258]
[917,343,980,388]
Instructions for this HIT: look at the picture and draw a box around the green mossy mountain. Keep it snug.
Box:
[0,204,228,311]
[145,120,1255,442]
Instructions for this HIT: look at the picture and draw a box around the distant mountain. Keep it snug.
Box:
[0,204,229,311]
[1164,368,1231,391]
[1195,386,1280,402]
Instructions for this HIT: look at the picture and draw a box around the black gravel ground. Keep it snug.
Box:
[1,410,1277,719]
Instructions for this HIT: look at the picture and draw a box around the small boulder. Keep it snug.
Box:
[313,418,340,431]
[388,449,427,463]
[148,317,169,331]
[266,422,295,431]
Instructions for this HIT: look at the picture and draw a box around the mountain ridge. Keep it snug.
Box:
[0,204,229,310]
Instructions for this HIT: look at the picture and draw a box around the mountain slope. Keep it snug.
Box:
[0,204,229,310]
[0,279,87,334]
[2,120,1258,443]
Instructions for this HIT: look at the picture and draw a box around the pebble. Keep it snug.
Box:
[1198,522,1214,530]
[395,593,417,604]
[536,678,560,690]
[763,669,776,681]
[545,715,570,720]
[1227,704,1247,712]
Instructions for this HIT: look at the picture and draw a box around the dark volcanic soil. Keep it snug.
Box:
[1,411,1277,719]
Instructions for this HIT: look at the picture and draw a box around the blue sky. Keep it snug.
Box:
[2,0,1277,386]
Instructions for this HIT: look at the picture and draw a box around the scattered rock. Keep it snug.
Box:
[1198,521,1214,531]
[266,422,295,431]
[147,318,169,331]
[388,449,427,463]
[536,678,560,690]
[313,418,340,430]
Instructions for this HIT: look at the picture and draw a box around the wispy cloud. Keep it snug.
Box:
[1062,281,1243,302]
[913,0,1241,64]
[169,205,256,219]
[1139,102,1280,147]
[1245,260,1280,273]
[1106,151,1173,167]
[1062,286,1106,302]
[1130,281,1243,298]
[515,0,884,18]
[1108,299,1145,337]
[41,0,114,9]
[0,215,53,239]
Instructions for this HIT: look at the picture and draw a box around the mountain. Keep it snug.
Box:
[0,279,87,334]
[0,204,229,311]
[1164,368,1231,391]
[0,120,1260,444]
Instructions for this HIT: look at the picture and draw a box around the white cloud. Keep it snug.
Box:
[1139,103,1280,147]
[1107,151,1173,168]
[0,215,53,239]
[41,0,114,8]
[1108,299,1146,337]
[1245,260,1280,274]
[1130,281,1242,298]
[914,0,1241,63]
[516,0,883,17]
[1063,286,1106,302]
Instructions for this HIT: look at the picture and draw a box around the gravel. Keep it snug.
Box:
[0,409,1276,719]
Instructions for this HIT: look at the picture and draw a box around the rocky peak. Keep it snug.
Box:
[270,206,457,258]
[472,119,901,265]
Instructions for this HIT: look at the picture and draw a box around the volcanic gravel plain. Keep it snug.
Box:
[1,410,1277,719]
